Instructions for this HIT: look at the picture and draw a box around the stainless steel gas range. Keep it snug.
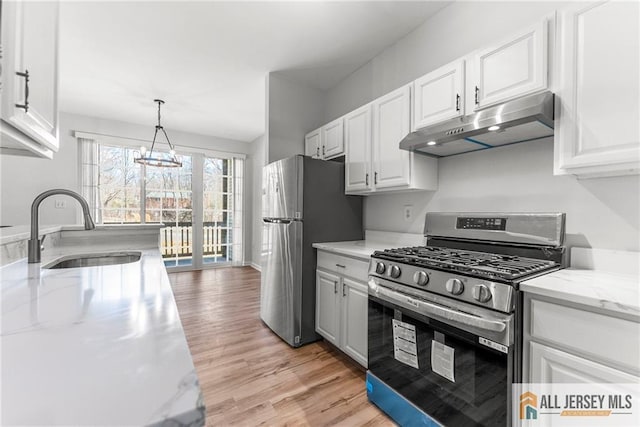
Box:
[366,212,566,427]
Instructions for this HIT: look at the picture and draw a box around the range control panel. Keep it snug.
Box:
[456,217,507,231]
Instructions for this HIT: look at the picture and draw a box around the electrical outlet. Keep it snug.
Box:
[403,205,413,222]
[54,200,66,209]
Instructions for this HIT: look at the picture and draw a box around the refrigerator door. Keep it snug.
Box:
[260,218,303,346]
[262,156,302,220]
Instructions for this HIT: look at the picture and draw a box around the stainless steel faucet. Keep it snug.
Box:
[28,189,96,263]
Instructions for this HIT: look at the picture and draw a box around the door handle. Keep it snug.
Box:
[15,70,30,112]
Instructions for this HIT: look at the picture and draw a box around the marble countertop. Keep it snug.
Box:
[521,269,640,319]
[312,240,390,260]
[0,223,165,245]
[312,230,426,260]
[0,230,204,426]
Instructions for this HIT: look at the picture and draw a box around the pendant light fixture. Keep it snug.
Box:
[134,99,182,167]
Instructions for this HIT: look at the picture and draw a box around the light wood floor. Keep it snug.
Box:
[169,266,395,426]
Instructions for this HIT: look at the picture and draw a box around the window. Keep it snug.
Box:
[80,138,243,269]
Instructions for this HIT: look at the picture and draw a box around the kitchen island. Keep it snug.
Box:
[0,225,204,426]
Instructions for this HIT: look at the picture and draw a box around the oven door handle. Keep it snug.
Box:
[372,283,507,333]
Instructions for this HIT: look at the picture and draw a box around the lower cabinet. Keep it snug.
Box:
[315,253,368,368]
[524,293,640,383]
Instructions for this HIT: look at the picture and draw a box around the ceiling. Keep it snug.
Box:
[58,1,450,142]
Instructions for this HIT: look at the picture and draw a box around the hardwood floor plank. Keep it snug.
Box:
[169,267,395,426]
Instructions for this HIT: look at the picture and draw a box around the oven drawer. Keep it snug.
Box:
[317,250,369,281]
[529,298,640,373]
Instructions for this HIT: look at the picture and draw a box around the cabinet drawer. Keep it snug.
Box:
[529,299,640,374]
[317,250,369,282]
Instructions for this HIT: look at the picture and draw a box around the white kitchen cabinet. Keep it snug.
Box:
[316,250,369,367]
[473,21,548,110]
[529,342,639,384]
[315,269,340,346]
[305,127,322,159]
[341,277,368,366]
[322,118,344,159]
[554,0,640,178]
[0,0,60,158]
[524,293,640,383]
[412,60,465,130]
[344,104,372,192]
[344,85,437,195]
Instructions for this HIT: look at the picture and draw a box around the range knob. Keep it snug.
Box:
[389,265,401,279]
[472,284,493,303]
[413,271,429,286]
[445,278,464,295]
[375,262,386,275]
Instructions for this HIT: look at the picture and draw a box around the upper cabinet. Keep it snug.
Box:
[304,118,345,161]
[304,127,321,159]
[412,60,465,130]
[1,0,60,159]
[473,21,548,110]
[344,104,372,192]
[554,0,640,178]
[345,85,438,194]
[322,118,344,159]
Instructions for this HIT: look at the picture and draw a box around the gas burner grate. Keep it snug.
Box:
[375,246,558,281]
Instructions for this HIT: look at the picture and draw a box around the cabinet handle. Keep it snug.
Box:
[342,283,346,297]
[334,281,337,294]
[474,86,479,105]
[322,145,325,156]
[335,264,346,268]
[316,147,319,157]
[15,70,30,112]
[365,173,369,186]
[455,93,460,111]
[374,172,378,185]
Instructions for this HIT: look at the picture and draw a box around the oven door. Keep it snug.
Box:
[367,276,516,427]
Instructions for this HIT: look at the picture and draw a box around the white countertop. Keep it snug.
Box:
[312,230,426,261]
[0,230,204,425]
[312,240,389,260]
[0,223,166,245]
[521,268,640,319]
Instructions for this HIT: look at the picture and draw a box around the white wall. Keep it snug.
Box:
[250,135,266,268]
[267,72,326,163]
[324,0,639,251]
[0,111,254,259]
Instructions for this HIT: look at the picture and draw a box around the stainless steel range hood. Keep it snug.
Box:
[400,91,554,157]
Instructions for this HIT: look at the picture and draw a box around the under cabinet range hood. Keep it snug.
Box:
[400,91,554,157]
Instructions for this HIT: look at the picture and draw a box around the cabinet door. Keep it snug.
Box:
[305,128,321,159]
[530,342,639,384]
[413,60,465,130]
[341,278,368,368]
[474,21,547,109]
[322,118,344,159]
[1,0,59,152]
[372,85,411,189]
[315,270,340,346]
[554,0,640,177]
[344,104,372,193]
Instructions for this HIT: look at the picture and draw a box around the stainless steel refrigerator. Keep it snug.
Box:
[260,155,363,347]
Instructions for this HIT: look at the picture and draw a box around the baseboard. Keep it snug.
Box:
[249,262,261,272]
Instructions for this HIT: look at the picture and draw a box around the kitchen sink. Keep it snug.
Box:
[44,251,142,269]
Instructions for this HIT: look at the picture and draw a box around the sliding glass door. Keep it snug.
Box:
[91,142,242,270]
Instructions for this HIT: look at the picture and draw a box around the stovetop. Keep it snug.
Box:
[373,246,559,282]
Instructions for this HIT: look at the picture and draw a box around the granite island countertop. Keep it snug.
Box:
[0,227,204,426]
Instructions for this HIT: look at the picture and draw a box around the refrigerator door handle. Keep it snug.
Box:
[263,218,293,224]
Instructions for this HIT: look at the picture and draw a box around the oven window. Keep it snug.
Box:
[368,296,509,427]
